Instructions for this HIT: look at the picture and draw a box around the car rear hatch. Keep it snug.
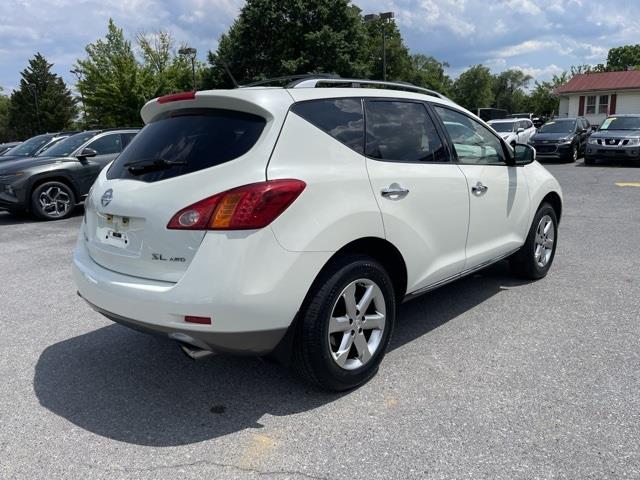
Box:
[82,89,292,283]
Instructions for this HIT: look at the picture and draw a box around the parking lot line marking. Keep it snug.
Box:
[615,182,640,187]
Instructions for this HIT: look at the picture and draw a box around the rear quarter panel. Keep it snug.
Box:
[267,111,385,252]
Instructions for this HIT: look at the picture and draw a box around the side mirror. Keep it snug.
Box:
[77,147,97,159]
[579,128,587,134]
[516,127,525,133]
[514,143,536,165]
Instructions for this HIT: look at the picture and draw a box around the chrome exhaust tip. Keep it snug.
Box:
[179,342,215,360]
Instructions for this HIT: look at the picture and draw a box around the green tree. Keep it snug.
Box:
[606,44,640,71]
[405,54,452,95]
[137,31,206,95]
[204,0,370,87]
[452,64,494,111]
[527,73,571,117]
[75,19,145,127]
[0,87,14,142]
[569,64,606,76]
[492,69,532,113]
[8,53,76,138]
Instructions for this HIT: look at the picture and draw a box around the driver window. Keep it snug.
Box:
[434,106,507,165]
[86,134,122,155]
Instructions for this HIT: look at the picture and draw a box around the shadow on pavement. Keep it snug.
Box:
[34,262,528,446]
[0,208,83,226]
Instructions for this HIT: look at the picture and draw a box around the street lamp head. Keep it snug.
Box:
[364,13,379,22]
[380,11,395,20]
[178,47,197,57]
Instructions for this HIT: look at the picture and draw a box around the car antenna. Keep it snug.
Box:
[217,56,239,88]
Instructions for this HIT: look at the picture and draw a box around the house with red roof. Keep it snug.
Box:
[555,70,640,126]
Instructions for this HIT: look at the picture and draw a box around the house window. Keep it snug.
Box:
[586,95,596,115]
[598,95,609,114]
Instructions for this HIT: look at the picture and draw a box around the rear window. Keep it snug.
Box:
[291,98,364,153]
[107,110,266,182]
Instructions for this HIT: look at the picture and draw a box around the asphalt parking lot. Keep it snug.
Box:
[1,160,639,479]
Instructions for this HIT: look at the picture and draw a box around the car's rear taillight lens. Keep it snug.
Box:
[167,179,306,230]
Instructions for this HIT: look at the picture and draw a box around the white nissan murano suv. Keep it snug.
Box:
[73,77,562,391]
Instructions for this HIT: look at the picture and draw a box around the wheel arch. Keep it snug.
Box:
[326,236,408,305]
[540,191,562,224]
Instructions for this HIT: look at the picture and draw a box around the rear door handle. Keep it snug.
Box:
[471,181,488,195]
[381,184,410,198]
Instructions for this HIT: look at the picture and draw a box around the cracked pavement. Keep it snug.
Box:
[1,160,639,479]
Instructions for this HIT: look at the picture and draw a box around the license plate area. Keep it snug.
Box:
[93,213,143,254]
[103,229,130,248]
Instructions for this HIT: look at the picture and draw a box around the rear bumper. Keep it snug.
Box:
[79,294,288,354]
[73,226,332,355]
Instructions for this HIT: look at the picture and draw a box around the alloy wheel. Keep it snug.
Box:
[39,185,72,218]
[327,279,386,370]
[534,214,555,268]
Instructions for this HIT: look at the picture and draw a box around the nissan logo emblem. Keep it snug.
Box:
[101,189,113,207]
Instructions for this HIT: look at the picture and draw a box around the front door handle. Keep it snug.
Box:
[471,181,488,195]
[381,183,410,198]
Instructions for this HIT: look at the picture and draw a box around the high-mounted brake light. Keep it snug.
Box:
[157,91,196,104]
[167,179,306,231]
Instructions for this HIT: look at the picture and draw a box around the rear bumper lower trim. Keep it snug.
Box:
[79,292,287,355]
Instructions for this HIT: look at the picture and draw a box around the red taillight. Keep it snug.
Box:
[167,179,306,230]
[157,91,196,104]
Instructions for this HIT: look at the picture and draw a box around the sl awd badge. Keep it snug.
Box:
[101,189,113,207]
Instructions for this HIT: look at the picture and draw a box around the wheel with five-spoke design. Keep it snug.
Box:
[31,181,76,220]
[293,255,395,391]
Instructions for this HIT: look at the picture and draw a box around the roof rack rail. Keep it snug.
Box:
[241,74,340,88]
[290,77,447,99]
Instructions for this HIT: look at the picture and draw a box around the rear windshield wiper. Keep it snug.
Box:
[123,158,187,175]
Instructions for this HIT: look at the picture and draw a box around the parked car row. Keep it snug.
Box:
[486,113,640,165]
[0,128,139,220]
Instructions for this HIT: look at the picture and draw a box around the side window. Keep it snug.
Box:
[290,98,364,153]
[434,106,507,165]
[526,120,533,129]
[364,100,448,163]
[86,134,122,155]
[121,132,137,148]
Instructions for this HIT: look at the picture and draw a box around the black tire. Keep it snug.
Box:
[31,181,76,220]
[509,203,558,279]
[293,255,396,391]
[569,144,578,163]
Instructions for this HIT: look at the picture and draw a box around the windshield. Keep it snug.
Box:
[539,120,576,134]
[490,122,515,133]
[3,135,53,156]
[40,131,97,157]
[599,116,640,130]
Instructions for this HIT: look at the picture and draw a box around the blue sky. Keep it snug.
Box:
[1,0,639,94]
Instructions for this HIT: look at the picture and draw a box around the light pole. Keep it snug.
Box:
[178,47,197,91]
[364,11,395,81]
[26,82,42,133]
[70,69,88,128]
